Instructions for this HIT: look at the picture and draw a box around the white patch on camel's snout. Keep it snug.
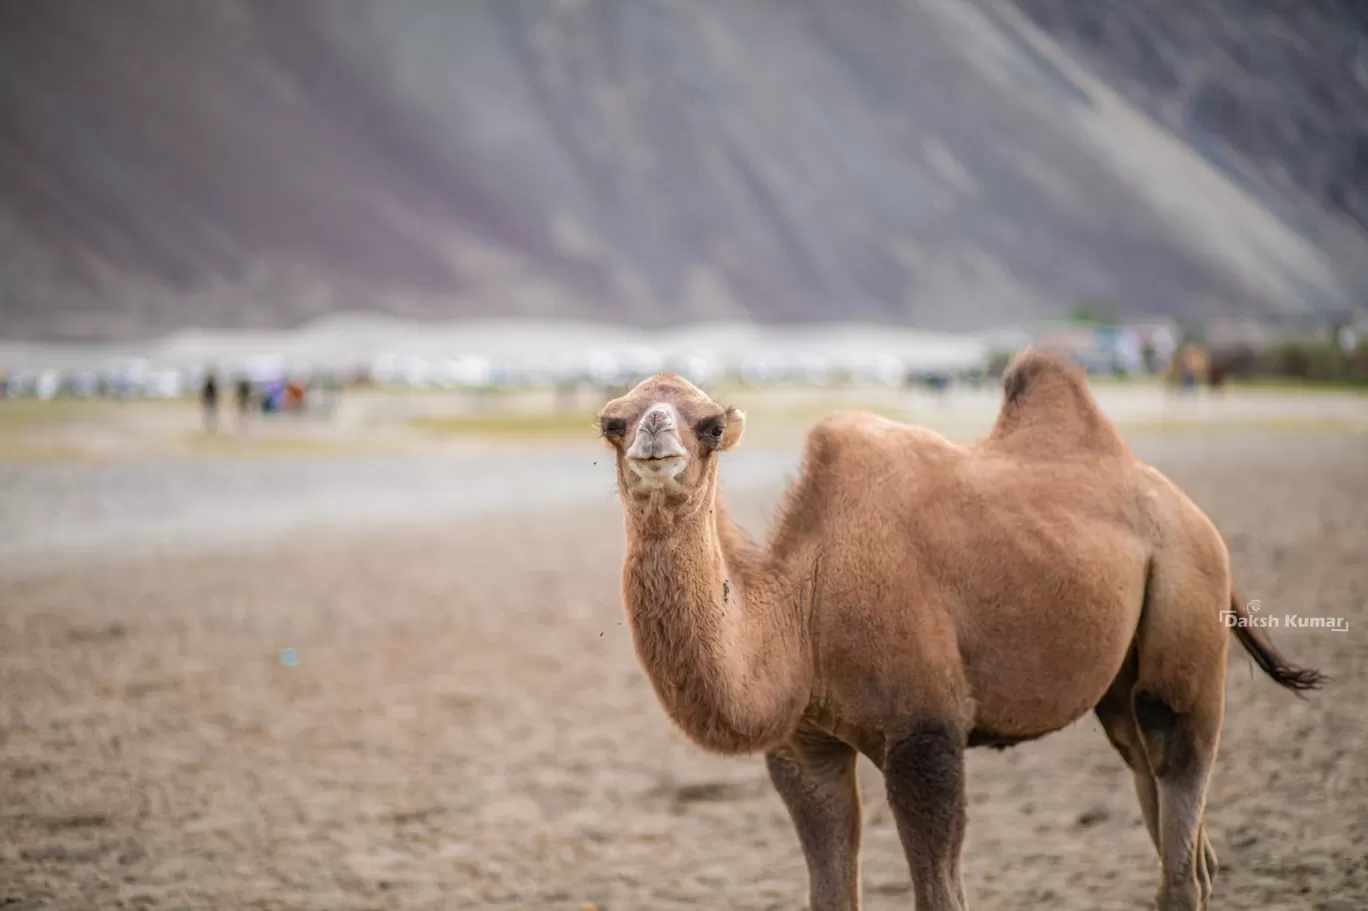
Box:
[626,402,688,487]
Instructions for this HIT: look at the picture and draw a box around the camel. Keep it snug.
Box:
[595,348,1324,911]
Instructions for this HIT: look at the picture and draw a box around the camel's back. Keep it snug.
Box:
[771,376,1214,583]
[764,372,1161,613]
[766,351,1156,571]
[780,405,1139,533]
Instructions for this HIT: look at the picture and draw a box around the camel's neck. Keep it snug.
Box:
[620,485,811,755]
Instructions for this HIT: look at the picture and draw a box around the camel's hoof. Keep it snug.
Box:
[1195,830,1218,905]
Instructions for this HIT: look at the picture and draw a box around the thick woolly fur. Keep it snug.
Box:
[597,351,1322,911]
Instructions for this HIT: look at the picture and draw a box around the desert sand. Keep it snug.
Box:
[1,421,1364,910]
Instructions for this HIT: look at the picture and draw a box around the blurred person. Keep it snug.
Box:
[235,376,253,430]
[1164,344,1204,394]
[262,377,285,414]
[284,377,306,412]
[1186,344,1208,392]
[201,369,219,433]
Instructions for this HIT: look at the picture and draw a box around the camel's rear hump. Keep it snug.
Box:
[986,348,1129,457]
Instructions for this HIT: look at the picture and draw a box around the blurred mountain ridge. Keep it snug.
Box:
[1,0,1366,342]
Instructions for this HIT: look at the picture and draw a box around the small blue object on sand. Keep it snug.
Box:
[280,648,298,667]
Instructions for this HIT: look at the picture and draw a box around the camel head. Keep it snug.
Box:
[597,373,745,500]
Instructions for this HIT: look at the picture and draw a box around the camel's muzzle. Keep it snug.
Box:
[626,404,688,481]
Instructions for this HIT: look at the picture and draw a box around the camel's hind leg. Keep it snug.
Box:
[765,728,862,911]
[1131,564,1230,911]
[1134,687,1223,911]
[1095,652,1162,849]
[1096,652,1219,896]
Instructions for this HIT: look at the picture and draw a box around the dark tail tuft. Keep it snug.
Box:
[1229,590,1328,695]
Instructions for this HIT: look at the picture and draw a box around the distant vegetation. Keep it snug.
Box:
[1258,338,1368,386]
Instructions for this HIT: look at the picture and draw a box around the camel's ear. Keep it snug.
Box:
[718,406,745,451]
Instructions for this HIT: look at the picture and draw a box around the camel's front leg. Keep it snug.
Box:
[884,723,969,911]
[766,729,862,911]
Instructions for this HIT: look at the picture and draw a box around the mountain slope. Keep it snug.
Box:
[0,0,1365,341]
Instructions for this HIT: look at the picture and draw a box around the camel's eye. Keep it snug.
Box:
[697,417,725,446]
[600,417,627,439]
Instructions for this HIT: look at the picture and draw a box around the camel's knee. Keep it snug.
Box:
[768,730,857,789]
[765,746,807,799]
[765,734,860,838]
[885,722,966,830]
[1133,690,1215,780]
[1133,690,1180,776]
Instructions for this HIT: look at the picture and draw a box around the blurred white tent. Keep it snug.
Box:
[1,313,1009,395]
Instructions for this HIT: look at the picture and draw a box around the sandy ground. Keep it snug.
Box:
[1,426,1366,910]
[4,382,1367,574]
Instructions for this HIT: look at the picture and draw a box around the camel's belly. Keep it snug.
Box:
[801,506,1148,755]
[962,599,1139,741]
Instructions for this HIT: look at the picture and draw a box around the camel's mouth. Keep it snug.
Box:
[628,453,686,467]
[626,453,687,483]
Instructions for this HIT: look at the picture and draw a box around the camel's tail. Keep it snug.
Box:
[1228,589,1326,693]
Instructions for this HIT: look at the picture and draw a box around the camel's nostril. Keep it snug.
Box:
[639,402,676,427]
[641,412,674,435]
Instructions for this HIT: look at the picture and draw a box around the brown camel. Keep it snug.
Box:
[595,348,1323,911]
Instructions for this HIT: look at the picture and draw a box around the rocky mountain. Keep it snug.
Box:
[1,0,1365,341]
[1015,0,1368,237]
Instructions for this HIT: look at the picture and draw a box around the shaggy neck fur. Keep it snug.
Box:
[620,477,812,755]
